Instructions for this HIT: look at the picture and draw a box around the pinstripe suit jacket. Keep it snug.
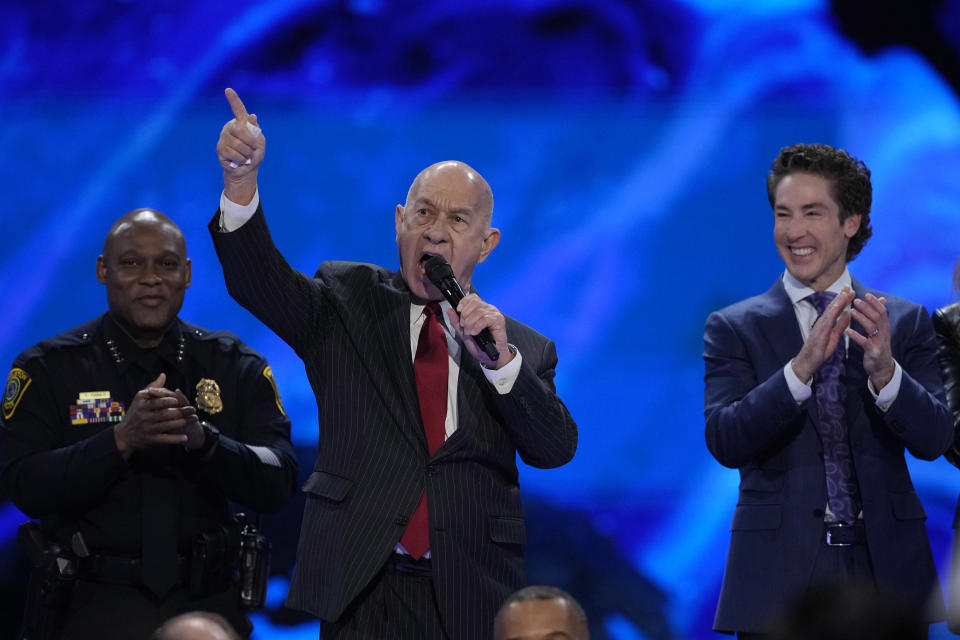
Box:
[209,207,577,639]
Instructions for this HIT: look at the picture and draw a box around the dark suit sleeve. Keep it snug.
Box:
[932,307,960,466]
[209,205,328,357]
[881,304,954,460]
[493,337,577,469]
[188,354,298,513]
[703,310,805,469]
[0,359,128,518]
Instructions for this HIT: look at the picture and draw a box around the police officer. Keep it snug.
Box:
[0,209,298,640]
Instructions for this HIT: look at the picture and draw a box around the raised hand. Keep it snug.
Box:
[847,292,896,390]
[113,373,196,459]
[791,286,855,384]
[216,87,265,205]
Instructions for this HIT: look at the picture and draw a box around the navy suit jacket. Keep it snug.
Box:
[703,277,953,633]
[210,207,577,640]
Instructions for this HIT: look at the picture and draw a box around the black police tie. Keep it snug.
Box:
[136,353,180,598]
[141,470,179,597]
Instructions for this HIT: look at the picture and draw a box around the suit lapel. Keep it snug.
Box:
[362,271,427,453]
[435,283,497,460]
[434,353,485,460]
[754,279,823,429]
[756,280,804,373]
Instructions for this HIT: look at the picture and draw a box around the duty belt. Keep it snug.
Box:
[81,553,191,586]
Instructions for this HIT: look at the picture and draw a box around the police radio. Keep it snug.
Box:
[235,513,270,609]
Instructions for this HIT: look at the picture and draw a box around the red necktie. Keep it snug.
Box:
[400,303,448,559]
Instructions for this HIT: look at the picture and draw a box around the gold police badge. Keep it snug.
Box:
[195,378,223,415]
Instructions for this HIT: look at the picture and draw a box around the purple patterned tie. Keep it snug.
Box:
[807,291,861,525]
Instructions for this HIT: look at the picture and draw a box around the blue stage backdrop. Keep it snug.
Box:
[2,1,960,638]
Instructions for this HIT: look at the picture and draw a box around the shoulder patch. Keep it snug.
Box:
[262,366,286,416]
[3,368,32,420]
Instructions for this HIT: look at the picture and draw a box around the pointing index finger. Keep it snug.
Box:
[225,87,250,123]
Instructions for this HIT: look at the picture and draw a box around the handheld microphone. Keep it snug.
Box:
[423,255,500,362]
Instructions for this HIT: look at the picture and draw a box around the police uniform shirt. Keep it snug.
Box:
[0,312,297,554]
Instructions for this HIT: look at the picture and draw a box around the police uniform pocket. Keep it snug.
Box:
[302,470,353,503]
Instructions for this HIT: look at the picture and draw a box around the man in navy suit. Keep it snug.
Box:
[703,143,953,636]
[210,89,577,640]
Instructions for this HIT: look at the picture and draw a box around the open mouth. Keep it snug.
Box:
[418,252,442,274]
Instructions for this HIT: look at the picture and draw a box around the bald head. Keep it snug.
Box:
[494,586,590,640]
[405,161,494,225]
[395,159,500,301]
[103,208,185,260]
[152,612,240,640]
[97,207,192,348]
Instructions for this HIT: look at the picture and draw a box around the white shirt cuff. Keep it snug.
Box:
[482,345,522,394]
[784,360,812,403]
[868,360,902,412]
[219,189,260,232]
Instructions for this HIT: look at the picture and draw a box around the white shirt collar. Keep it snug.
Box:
[782,267,852,306]
[409,300,454,336]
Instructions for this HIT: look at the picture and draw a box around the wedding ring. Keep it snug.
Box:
[871,329,879,337]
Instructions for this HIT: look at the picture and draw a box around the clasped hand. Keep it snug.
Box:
[791,286,895,391]
[113,373,204,459]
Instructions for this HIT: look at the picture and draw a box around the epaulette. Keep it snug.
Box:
[14,318,100,366]
[179,321,262,359]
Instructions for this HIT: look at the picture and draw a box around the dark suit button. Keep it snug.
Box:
[812,508,824,518]
[395,515,408,526]
[425,465,436,476]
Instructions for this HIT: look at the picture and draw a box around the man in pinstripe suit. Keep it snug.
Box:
[210,89,577,640]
